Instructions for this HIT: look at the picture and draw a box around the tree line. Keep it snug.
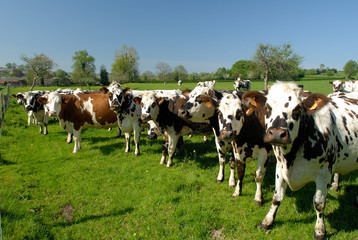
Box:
[1,43,358,90]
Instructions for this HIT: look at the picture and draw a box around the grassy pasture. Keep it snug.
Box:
[0,79,357,239]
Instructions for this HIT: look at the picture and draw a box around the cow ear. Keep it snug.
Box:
[242,91,266,116]
[37,97,48,105]
[200,96,218,109]
[11,94,17,98]
[100,87,109,94]
[303,93,329,114]
[329,81,333,85]
[61,95,69,104]
[157,97,164,105]
[182,89,191,98]
[133,97,141,104]
[124,87,131,95]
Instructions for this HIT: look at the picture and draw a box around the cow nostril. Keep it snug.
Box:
[280,132,287,139]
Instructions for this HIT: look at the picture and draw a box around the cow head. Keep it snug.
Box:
[178,80,218,122]
[243,82,329,147]
[37,92,64,117]
[218,93,245,141]
[12,93,25,105]
[20,92,43,111]
[136,92,163,122]
[233,78,241,90]
[101,82,132,112]
[147,120,159,140]
[329,80,344,92]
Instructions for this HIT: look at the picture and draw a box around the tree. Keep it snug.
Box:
[231,60,254,79]
[99,65,110,86]
[71,50,96,88]
[214,67,229,80]
[111,44,140,83]
[173,65,188,82]
[252,43,303,90]
[141,71,156,82]
[53,69,71,86]
[155,62,172,82]
[21,53,57,90]
[343,60,358,79]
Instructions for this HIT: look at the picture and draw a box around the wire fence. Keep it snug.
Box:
[0,86,10,240]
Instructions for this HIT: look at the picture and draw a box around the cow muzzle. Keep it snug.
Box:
[219,130,236,141]
[148,132,158,140]
[264,128,291,146]
[178,108,191,119]
[141,114,152,121]
[47,111,58,117]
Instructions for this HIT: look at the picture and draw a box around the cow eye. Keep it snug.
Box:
[292,105,302,120]
[151,102,156,108]
[140,103,144,107]
[265,104,272,117]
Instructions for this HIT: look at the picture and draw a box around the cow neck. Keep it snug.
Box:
[282,113,330,168]
[208,110,220,135]
[117,94,132,115]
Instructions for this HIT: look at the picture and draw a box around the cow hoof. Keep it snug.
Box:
[228,183,235,188]
[134,153,140,157]
[216,179,224,183]
[258,222,271,231]
[254,200,263,207]
[330,185,339,191]
[314,232,326,240]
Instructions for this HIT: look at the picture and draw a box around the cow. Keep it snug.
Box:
[99,82,142,156]
[217,92,272,205]
[13,91,49,134]
[329,80,358,92]
[243,82,358,239]
[178,81,236,188]
[178,80,182,87]
[134,91,212,168]
[233,78,251,91]
[37,91,118,153]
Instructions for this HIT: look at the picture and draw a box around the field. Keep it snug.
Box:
[1,79,357,239]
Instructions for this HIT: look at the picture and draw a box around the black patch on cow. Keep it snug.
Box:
[202,113,205,118]
[282,112,288,120]
[214,91,223,100]
[236,109,243,121]
[288,122,294,131]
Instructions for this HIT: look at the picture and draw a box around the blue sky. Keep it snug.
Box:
[1,0,357,74]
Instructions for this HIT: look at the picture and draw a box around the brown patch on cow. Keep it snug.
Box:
[37,97,48,105]
[60,93,117,130]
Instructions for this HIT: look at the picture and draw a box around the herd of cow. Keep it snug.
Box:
[12,78,358,239]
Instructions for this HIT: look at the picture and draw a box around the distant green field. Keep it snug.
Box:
[0,78,357,239]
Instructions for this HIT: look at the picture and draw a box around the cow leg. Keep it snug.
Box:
[166,134,179,168]
[27,111,32,126]
[160,138,169,165]
[232,159,246,198]
[67,133,73,144]
[175,136,184,155]
[38,122,44,134]
[124,132,131,153]
[313,177,330,239]
[259,161,287,230]
[43,115,49,135]
[254,150,268,206]
[330,173,339,191]
[216,149,226,183]
[116,126,121,138]
[72,130,82,153]
[228,154,236,187]
[133,125,141,156]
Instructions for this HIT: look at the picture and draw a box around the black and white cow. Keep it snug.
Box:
[13,91,49,134]
[243,82,358,239]
[233,78,251,91]
[135,91,212,168]
[178,81,236,188]
[100,82,142,156]
[217,92,272,205]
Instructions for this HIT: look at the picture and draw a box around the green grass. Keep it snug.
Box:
[0,79,357,239]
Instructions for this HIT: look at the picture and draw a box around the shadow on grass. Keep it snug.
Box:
[52,207,135,228]
[0,157,16,165]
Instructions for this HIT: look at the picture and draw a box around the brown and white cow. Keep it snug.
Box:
[329,80,358,93]
[37,91,118,153]
[217,92,272,205]
[135,91,212,168]
[100,82,142,156]
[13,91,49,134]
[178,81,236,187]
[243,82,358,239]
